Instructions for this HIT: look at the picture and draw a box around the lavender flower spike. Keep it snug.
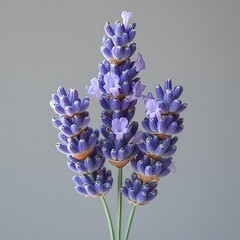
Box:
[111,117,128,140]
[121,11,133,28]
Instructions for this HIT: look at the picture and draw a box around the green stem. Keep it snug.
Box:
[117,168,123,240]
[101,197,115,240]
[124,206,137,240]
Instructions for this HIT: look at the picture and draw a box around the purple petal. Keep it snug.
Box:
[133,53,145,72]
[104,22,114,37]
[101,46,112,58]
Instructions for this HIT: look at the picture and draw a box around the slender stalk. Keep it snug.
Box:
[117,168,123,240]
[124,206,137,240]
[101,197,115,240]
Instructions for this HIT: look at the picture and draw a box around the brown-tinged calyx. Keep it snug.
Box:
[109,156,133,168]
[137,173,160,182]
[63,111,86,119]
[146,153,161,160]
[108,58,129,65]
[153,133,169,140]
[73,148,94,161]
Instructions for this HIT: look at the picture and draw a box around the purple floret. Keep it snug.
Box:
[111,117,128,140]
[103,72,121,97]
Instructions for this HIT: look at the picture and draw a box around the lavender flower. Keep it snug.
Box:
[56,128,99,160]
[137,133,178,159]
[145,98,161,119]
[97,57,145,100]
[129,80,146,101]
[133,53,145,72]
[101,121,138,144]
[52,112,90,137]
[121,11,133,28]
[111,117,128,140]
[101,45,136,63]
[121,173,158,205]
[103,72,121,98]
[154,79,187,114]
[101,11,136,63]
[99,96,136,113]
[101,108,136,129]
[50,85,114,203]
[101,141,138,162]
[141,114,184,136]
[68,154,105,174]
[73,167,113,197]
[86,77,102,99]
[131,153,175,181]
[100,120,139,168]
[50,87,89,117]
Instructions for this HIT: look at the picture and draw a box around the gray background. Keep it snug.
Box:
[0,0,239,239]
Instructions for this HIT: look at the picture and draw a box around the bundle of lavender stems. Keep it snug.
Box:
[50,11,187,240]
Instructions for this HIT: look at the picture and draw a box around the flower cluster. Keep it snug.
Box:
[50,87,113,197]
[50,11,187,208]
[121,173,158,205]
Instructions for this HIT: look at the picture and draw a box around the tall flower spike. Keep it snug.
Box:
[136,79,186,184]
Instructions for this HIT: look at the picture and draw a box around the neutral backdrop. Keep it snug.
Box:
[1,0,240,239]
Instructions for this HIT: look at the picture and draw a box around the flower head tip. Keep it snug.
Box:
[121,11,133,28]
